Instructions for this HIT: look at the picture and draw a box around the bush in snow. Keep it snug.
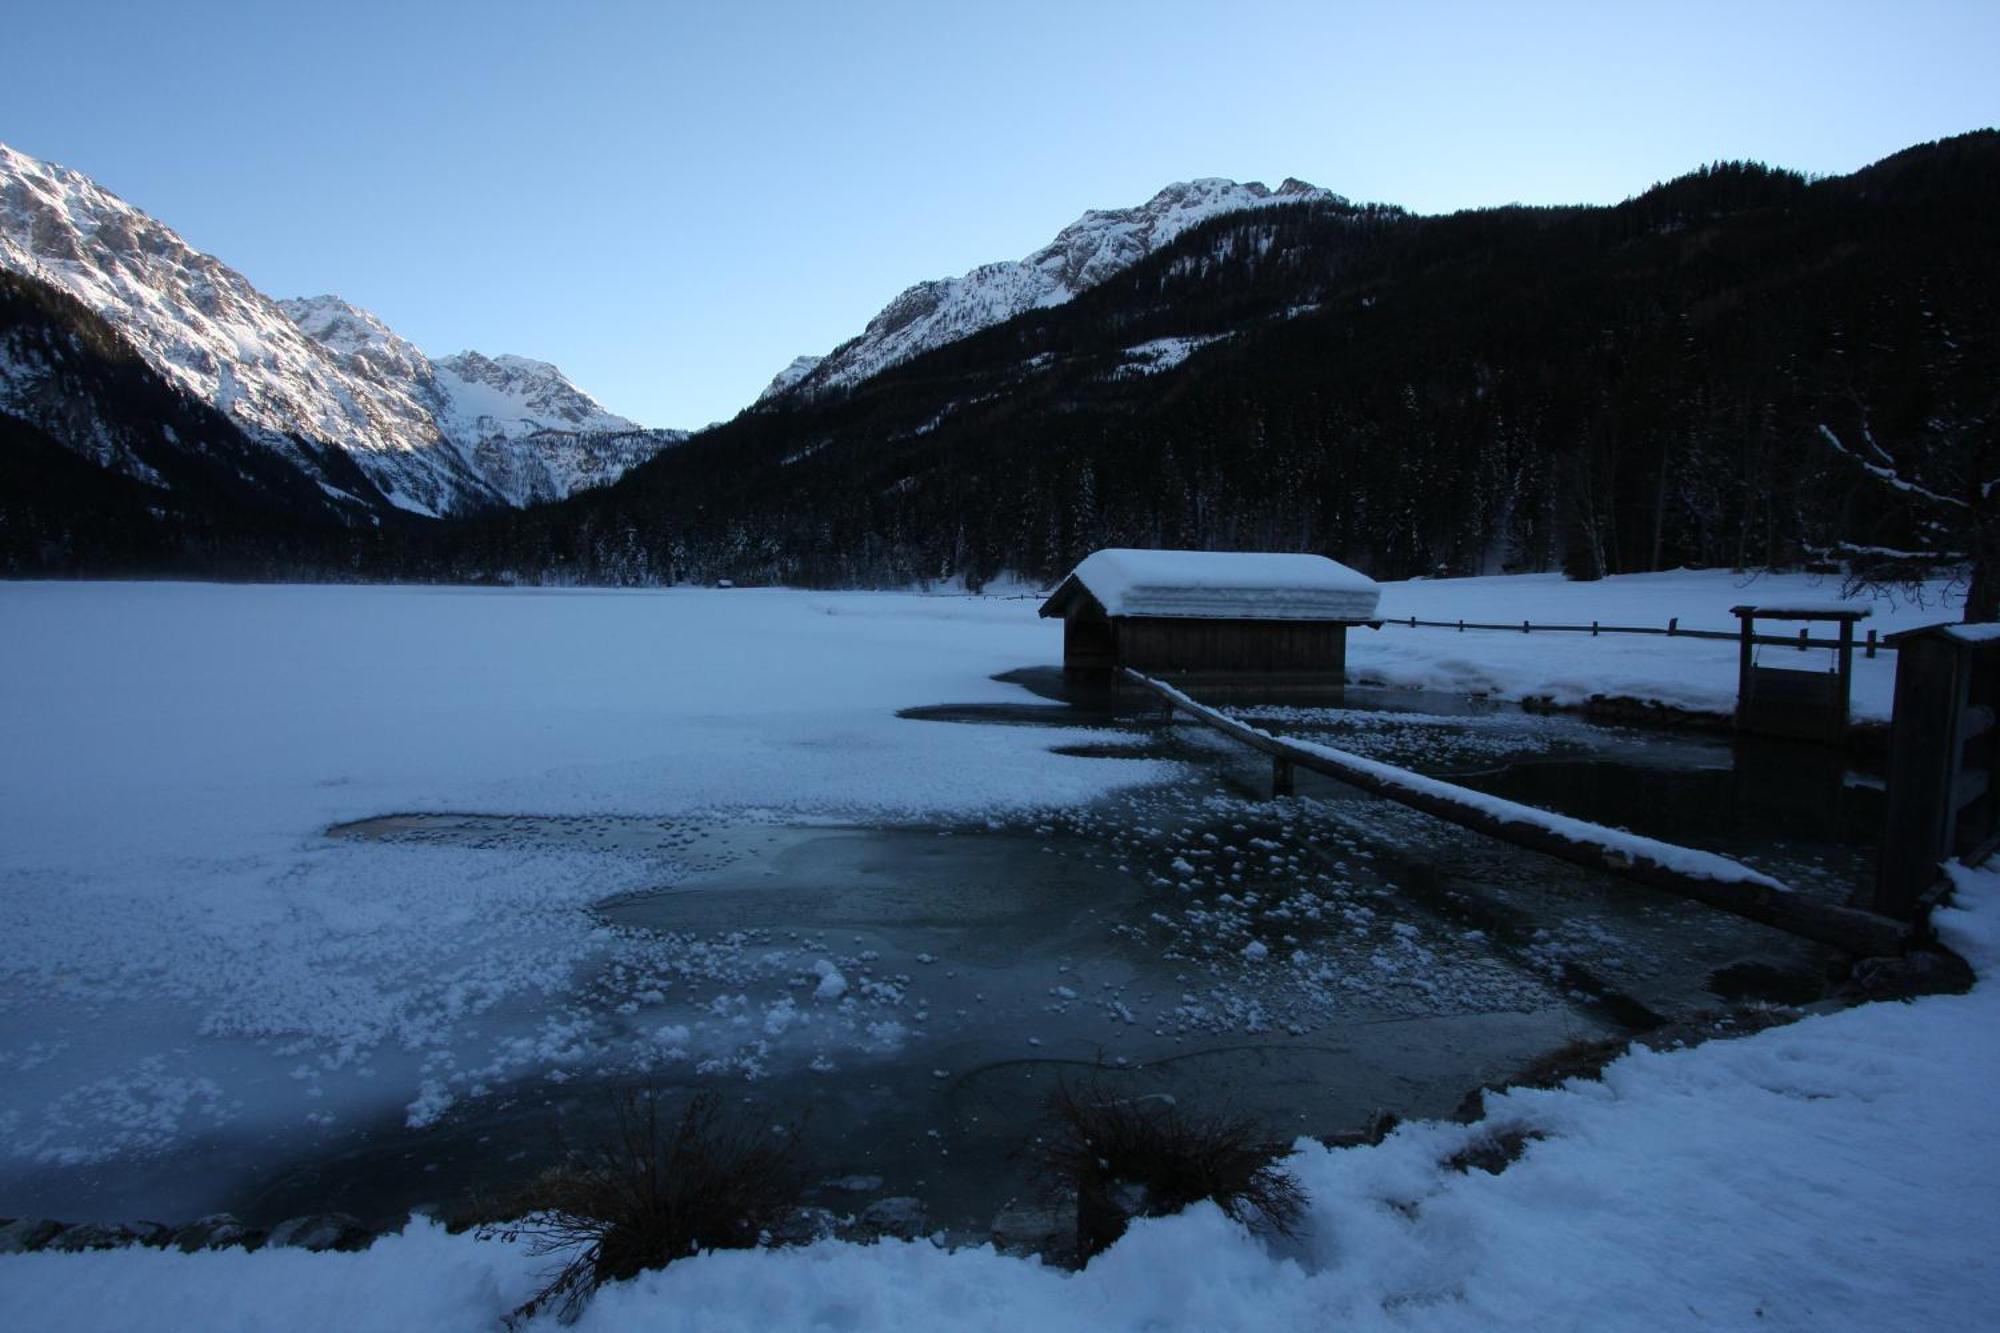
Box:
[1035,1078,1306,1264]
[476,1089,804,1323]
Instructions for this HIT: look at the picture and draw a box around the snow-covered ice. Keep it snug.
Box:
[0,568,1989,1329]
[3,858,1994,1329]
[0,569,1960,1196]
[0,583,1171,1200]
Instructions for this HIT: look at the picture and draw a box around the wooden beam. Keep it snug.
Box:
[1876,634,1968,918]
[1130,670,1911,957]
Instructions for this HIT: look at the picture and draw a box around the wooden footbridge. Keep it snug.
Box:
[1125,669,1915,957]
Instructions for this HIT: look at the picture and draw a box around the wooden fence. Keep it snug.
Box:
[1376,615,1892,657]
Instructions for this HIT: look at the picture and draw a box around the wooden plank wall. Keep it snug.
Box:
[1114,618,1347,674]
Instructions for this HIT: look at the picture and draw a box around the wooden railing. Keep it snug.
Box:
[1129,668,1911,956]
[1377,615,1900,657]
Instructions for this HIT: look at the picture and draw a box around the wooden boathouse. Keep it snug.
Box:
[1039,548,1381,679]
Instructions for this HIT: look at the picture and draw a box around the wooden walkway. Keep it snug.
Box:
[1126,669,1911,957]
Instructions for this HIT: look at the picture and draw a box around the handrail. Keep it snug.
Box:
[1128,668,1911,956]
[1374,615,1912,657]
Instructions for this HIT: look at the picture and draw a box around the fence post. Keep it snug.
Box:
[1457,619,1463,632]
[1668,617,1678,636]
[1592,620,1599,636]
[1522,619,1530,634]
[1866,628,1878,659]
[1798,627,1809,652]
[1874,631,1968,918]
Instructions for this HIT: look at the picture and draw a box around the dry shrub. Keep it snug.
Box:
[1037,1079,1306,1264]
[480,1089,804,1323]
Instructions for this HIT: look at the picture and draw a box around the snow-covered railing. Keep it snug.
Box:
[1127,669,1912,957]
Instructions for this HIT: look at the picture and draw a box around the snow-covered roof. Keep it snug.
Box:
[1043,548,1380,621]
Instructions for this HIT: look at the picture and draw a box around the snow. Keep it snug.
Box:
[1055,549,1382,621]
[755,354,825,403]
[1945,623,2000,643]
[1357,569,1961,721]
[1818,423,1969,511]
[5,863,1996,1330]
[2,571,1997,1327]
[429,350,640,442]
[0,568,1946,1179]
[811,960,849,1001]
[1110,334,1228,377]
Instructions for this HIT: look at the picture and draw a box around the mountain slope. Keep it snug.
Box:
[0,142,497,515]
[759,177,1337,403]
[0,142,679,515]
[277,295,681,507]
[427,132,1998,592]
[0,267,389,575]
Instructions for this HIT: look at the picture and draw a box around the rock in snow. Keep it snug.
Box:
[264,1213,374,1253]
[854,1196,928,1241]
[0,1217,66,1253]
[759,177,1335,403]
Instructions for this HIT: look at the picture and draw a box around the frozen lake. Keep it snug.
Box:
[0,580,1899,1233]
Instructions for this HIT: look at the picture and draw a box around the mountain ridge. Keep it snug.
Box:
[758,176,1343,404]
[0,142,680,515]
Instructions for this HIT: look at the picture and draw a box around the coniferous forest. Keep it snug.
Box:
[5,132,1996,606]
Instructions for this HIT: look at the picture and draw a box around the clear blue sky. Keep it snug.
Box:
[4,0,1995,428]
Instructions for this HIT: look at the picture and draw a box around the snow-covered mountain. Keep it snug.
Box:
[758,177,1334,404]
[277,295,676,507]
[0,142,676,514]
[757,354,823,402]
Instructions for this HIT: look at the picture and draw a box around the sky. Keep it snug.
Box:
[3,0,1996,429]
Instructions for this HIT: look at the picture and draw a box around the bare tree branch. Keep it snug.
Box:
[1818,424,1970,509]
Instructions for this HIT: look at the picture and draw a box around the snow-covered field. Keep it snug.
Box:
[0,569,1987,1330]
